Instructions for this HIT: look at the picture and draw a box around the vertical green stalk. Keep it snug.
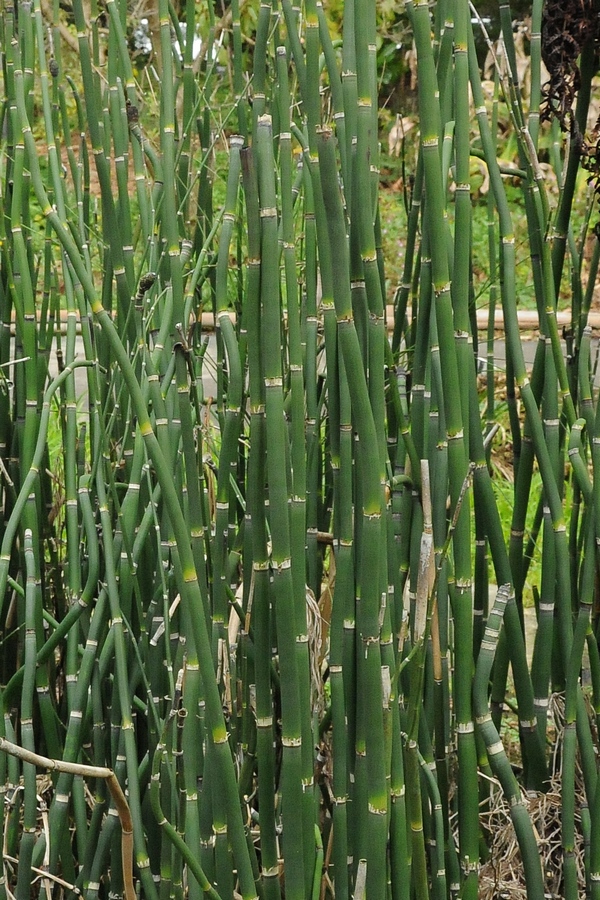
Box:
[241,142,281,900]
[18,97,259,900]
[256,115,307,899]
[474,586,544,900]
[408,1,478,892]
[212,136,243,668]
[15,528,37,900]
[317,126,386,899]
[275,46,316,892]
[469,18,571,775]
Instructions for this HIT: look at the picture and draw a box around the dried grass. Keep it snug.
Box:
[478,693,587,900]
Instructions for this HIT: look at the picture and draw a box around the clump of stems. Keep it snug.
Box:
[0,0,598,898]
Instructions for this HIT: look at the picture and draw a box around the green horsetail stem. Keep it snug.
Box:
[474,586,544,900]
[240,143,281,900]
[3,1,600,896]
[317,126,387,898]
[274,47,316,893]
[15,527,37,900]
[255,113,314,900]
[213,135,243,658]
[150,698,223,900]
[14,73,259,900]
[468,18,572,770]
[408,2,479,893]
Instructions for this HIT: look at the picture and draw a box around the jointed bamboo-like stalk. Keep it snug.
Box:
[2,1,600,897]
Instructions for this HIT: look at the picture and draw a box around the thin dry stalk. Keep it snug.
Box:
[0,737,135,900]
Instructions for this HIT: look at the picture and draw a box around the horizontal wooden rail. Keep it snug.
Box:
[13,307,600,334]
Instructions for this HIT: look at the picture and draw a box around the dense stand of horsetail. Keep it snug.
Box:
[0,0,599,896]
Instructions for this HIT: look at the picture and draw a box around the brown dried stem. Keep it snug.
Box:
[0,736,135,900]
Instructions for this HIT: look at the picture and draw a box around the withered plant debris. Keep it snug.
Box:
[478,693,588,900]
[541,0,597,129]
[541,0,600,203]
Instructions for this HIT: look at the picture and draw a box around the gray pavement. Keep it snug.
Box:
[46,332,220,404]
[479,337,600,386]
